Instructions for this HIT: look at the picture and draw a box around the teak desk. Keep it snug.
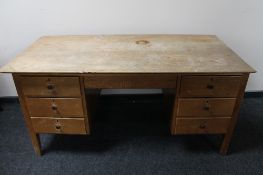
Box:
[0,35,255,155]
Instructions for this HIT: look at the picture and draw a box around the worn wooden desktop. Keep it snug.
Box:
[0,35,255,155]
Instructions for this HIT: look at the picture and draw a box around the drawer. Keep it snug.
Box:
[175,117,231,134]
[20,76,81,97]
[84,74,178,88]
[180,75,242,97]
[177,98,236,117]
[26,98,84,118]
[31,117,87,134]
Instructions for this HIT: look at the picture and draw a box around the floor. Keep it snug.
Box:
[0,95,263,175]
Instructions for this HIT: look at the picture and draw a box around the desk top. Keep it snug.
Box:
[0,35,255,73]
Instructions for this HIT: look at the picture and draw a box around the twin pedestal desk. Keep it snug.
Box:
[0,35,255,155]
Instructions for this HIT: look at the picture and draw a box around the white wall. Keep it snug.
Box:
[0,0,262,96]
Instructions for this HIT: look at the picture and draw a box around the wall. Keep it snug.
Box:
[0,0,262,96]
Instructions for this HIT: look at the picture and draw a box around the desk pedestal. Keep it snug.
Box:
[13,73,249,155]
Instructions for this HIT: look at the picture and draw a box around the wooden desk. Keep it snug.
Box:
[0,35,255,155]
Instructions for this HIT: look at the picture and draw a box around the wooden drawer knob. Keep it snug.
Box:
[203,101,210,110]
[199,123,206,129]
[55,121,61,130]
[203,106,210,110]
[47,84,55,90]
[206,84,214,89]
[51,104,58,110]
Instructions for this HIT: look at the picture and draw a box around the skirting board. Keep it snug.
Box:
[244,91,263,98]
[0,91,262,103]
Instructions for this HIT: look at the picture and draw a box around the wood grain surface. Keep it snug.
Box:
[0,35,255,73]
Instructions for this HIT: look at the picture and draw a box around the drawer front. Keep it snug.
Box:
[84,74,177,88]
[180,75,242,97]
[26,98,84,118]
[31,117,87,134]
[175,117,231,134]
[20,76,81,97]
[178,98,236,117]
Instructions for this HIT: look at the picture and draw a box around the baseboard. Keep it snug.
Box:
[0,91,262,103]
[100,91,263,99]
[244,91,263,98]
[0,96,19,103]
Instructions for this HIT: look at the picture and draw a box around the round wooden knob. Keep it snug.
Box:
[206,85,214,89]
[47,84,55,90]
[200,124,206,129]
[51,104,58,110]
[203,101,210,110]
[55,122,61,130]
[203,106,210,110]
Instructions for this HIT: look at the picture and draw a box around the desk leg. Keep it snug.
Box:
[18,98,42,155]
[163,88,177,134]
[28,131,42,156]
[220,73,249,155]
[13,74,42,155]
[164,75,181,134]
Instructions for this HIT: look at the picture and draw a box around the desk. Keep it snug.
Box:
[0,35,255,155]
